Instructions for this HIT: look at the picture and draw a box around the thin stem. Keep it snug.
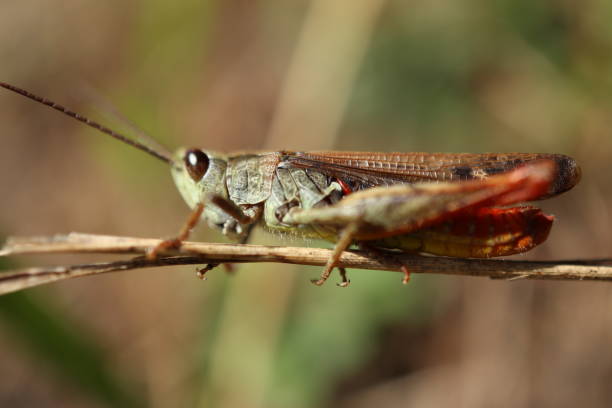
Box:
[0,232,611,295]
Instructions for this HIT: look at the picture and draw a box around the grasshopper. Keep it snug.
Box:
[0,82,581,286]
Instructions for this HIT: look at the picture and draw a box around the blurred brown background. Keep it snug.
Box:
[0,1,611,407]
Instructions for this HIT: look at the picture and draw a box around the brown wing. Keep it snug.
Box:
[280,151,580,199]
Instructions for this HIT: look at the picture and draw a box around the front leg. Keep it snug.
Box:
[146,203,204,259]
[147,194,260,260]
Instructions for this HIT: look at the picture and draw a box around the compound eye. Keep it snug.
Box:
[184,149,209,182]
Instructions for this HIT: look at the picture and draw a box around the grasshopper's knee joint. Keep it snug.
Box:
[274,198,301,224]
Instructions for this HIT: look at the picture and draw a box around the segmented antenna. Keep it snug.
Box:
[0,81,174,165]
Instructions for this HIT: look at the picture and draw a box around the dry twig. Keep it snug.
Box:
[0,232,611,295]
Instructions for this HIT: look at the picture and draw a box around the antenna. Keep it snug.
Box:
[0,81,174,165]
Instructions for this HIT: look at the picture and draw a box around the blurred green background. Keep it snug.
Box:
[0,1,611,407]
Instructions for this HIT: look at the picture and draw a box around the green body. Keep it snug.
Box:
[171,149,343,243]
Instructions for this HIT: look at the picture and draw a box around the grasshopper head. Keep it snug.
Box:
[171,148,244,240]
[0,82,247,241]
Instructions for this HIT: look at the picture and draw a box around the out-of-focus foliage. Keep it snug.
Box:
[0,264,143,407]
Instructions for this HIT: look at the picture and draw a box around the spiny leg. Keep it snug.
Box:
[147,203,204,259]
[311,223,359,286]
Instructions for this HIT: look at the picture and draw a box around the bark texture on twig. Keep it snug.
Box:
[0,232,611,295]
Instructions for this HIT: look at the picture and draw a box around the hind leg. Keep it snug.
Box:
[311,222,359,287]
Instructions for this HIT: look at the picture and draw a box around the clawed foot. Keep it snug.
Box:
[310,277,327,286]
[147,203,204,260]
[146,237,182,260]
[310,266,350,287]
[336,268,350,287]
[196,263,236,281]
[401,264,411,284]
[310,260,336,286]
[196,263,220,280]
